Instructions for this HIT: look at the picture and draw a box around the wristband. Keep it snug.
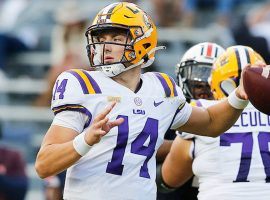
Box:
[73,131,92,156]
[228,89,249,109]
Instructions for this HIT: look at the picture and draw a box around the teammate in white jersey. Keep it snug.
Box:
[159,45,270,200]
[157,42,225,200]
[35,2,253,200]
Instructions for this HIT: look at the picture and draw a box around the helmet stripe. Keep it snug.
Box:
[234,48,242,71]
[214,46,218,57]
[200,45,204,56]
[106,3,119,19]
[244,47,251,64]
[234,47,249,86]
[238,47,249,69]
[100,3,119,21]
[206,43,213,57]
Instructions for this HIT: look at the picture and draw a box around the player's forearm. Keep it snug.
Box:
[179,99,243,137]
[162,161,193,188]
[35,141,81,178]
[161,138,193,187]
[203,99,243,137]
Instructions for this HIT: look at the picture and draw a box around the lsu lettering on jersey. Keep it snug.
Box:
[182,99,270,200]
[51,69,191,200]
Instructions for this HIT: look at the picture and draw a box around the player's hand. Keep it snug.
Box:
[236,63,267,100]
[84,102,124,146]
[235,64,250,100]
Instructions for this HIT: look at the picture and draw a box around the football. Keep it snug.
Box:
[243,66,270,115]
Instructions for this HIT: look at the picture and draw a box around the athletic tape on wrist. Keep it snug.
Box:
[73,131,92,156]
[228,89,249,109]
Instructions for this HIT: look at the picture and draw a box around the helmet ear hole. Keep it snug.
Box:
[143,43,151,49]
[220,79,237,97]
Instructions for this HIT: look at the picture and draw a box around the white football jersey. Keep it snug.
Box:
[51,69,191,200]
[184,99,270,200]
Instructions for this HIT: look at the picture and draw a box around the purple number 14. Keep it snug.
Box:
[220,132,270,182]
[53,79,68,100]
[106,115,158,179]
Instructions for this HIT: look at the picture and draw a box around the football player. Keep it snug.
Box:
[35,2,253,200]
[157,42,225,200]
[159,45,270,200]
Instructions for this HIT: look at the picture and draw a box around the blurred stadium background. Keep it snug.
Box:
[0,0,269,199]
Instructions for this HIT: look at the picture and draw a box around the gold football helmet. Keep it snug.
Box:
[85,2,162,77]
[210,45,265,100]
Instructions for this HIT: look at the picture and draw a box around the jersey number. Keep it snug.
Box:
[220,132,270,182]
[53,79,68,100]
[106,115,158,179]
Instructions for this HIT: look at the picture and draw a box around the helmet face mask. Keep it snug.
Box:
[178,63,213,100]
[176,42,225,100]
[85,2,158,77]
[86,26,135,68]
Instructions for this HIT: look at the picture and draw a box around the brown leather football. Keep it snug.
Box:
[243,66,270,115]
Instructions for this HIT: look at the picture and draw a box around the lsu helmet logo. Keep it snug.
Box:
[219,54,229,67]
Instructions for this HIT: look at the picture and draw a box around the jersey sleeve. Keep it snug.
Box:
[51,69,92,126]
[153,72,179,98]
[52,111,89,133]
[151,72,192,129]
[170,85,192,129]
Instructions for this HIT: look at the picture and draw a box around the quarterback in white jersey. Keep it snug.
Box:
[35,3,253,200]
[160,45,270,200]
[52,69,189,199]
